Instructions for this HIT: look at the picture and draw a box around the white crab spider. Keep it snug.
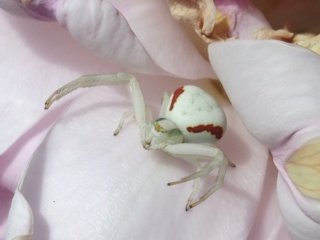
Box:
[45,72,235,210]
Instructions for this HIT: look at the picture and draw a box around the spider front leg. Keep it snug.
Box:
[163,143,234,210]
[44,72,148,133]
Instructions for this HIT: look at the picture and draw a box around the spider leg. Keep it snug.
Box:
[185,161,201,211]
[158,92,170,118]
[114,105,153,136]
[189,164,228,209]
[145,105,153,123]
[114,109,134,136]
[44,72,148,131]
[163,143,233,210]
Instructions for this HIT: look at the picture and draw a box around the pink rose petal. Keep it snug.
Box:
[1,5,291,239]
[1,0,215,78]
[0,10,120,235]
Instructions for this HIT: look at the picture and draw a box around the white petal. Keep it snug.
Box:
[209,39,320,239]
[209,40,320,149]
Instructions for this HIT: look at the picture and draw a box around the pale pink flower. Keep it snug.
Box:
[1,0,319,239]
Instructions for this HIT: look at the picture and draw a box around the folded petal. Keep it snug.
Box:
[56,0,215,78]
[1,1,215,78]
[111,0,216,78]
[5,190,34,240]
[6,77,275,239]
[54,0,165,75]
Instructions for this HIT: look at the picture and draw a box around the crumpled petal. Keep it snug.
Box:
[165,0,270,42]
[6,76,279,239]
[209,40,320,239]
[166,0,218,43]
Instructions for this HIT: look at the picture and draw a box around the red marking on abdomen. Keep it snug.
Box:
[187,124,223,139]
[169,87,184,111]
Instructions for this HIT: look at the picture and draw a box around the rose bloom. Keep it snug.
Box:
[0,0,319,240]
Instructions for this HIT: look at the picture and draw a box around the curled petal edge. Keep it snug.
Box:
[5,164,34,240]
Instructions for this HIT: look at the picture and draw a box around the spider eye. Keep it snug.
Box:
[148,118,184,147]
[153,118,168,133]
[153,118,183,136]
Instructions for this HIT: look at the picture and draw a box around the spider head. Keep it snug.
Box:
[142,118,183,150]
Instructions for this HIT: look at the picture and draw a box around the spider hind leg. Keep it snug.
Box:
[164,143,231,210]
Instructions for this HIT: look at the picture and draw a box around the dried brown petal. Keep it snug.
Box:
[254,28,320,54]
[254,28,294,41]
[293,33,320,55]
[166,0,232,43]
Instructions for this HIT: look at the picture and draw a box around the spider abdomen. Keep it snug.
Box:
[165,85,226,143]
